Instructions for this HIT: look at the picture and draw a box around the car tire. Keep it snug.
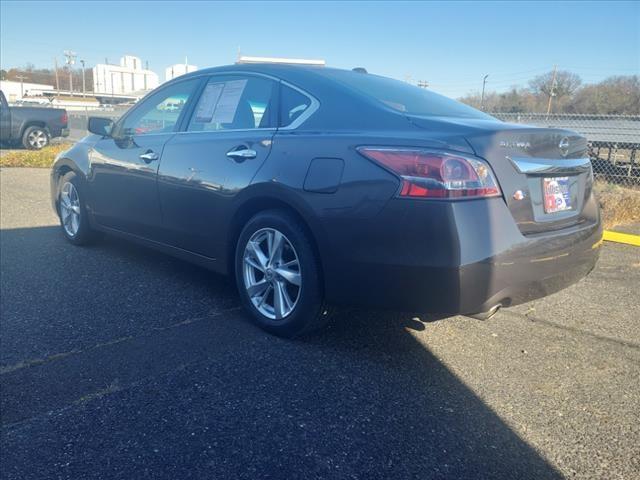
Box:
[22,126,50,150]
[57,171,96,245]
[235,209,330,338]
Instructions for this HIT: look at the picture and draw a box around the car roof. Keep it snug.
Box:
[175,63,365,89]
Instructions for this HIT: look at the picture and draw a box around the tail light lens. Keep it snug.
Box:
[357,147,501,199]
[60,112,68,126]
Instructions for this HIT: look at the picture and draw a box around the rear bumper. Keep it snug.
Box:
[48,126,69,139]
[320,195,602,314]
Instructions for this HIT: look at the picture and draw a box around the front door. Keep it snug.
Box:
[88,78,202,238]
[157,74,278,258]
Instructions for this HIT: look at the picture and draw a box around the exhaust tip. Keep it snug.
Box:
[467,304,502,321]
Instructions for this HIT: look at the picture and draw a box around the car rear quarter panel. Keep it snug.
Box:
[248,126,482,304]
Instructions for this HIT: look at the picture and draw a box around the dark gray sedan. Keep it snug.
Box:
[50,64,602,337]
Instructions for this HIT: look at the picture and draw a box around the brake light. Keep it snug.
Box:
[357,147,501,198]
[60,112,68,126]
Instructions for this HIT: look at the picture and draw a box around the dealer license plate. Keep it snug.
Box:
[543,177,572,213]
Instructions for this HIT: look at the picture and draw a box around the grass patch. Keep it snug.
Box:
[0,143,72,168]
[594,182,640,230]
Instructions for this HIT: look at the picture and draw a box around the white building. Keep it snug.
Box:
[0,80,54,102]
[92,55,159,95]
[165,62,198,82]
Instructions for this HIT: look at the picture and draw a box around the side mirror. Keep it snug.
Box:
[88,117,114,137]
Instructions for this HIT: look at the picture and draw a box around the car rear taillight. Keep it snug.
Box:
[61,112,68,126]
[357,147,501,199]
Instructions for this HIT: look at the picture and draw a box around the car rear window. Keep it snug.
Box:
[323,70,494,120]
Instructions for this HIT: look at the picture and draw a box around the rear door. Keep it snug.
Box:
[88,78,202,238]
[157,74,278,258]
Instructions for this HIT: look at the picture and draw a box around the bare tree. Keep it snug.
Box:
[568,76,640,115]
[529,70,582,102]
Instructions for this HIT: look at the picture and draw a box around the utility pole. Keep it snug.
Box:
[80,60,86,97]
[63,50,77,94]
[15,74,28,99]
[417,80,429,89]
[480,74,489,110]
[54,57,60,96]
[546,65,558,117]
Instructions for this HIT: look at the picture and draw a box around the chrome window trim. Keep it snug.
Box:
[173,128,278,136]
[115,70,320,137]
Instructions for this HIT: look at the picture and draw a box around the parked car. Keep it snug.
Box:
[0,90,69,149]
[49,65,602,337]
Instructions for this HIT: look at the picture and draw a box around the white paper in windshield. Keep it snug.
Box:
[194,82,224,123]
[212,79,247,124]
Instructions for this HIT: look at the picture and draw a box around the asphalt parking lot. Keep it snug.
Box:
[1,167,639,479]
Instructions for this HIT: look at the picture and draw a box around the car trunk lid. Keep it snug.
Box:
[409,116,593,235]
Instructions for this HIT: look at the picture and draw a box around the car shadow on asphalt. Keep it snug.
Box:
[0,226,562,479]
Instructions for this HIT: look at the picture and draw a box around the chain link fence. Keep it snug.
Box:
[65,108,640,188]
[491,113,640,187]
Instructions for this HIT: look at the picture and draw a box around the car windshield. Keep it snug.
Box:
[323,70,495,120]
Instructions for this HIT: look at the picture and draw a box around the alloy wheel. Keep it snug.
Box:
[27,129,48,149]
[59,182,81,237]
[242,228,302,320]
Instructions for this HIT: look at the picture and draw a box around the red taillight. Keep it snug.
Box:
[60,112,68,126]
[357,147,501,199]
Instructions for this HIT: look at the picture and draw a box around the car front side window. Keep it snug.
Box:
[116,78,200,136]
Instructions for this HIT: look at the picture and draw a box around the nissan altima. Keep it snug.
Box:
[50,64,602,337]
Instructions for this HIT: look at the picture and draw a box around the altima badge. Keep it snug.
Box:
[513,190,526,201]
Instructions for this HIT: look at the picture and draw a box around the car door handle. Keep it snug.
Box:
[226,148,257,161]
[139,150,159,163]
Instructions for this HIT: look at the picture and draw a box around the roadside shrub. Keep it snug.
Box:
[594,182,640,229]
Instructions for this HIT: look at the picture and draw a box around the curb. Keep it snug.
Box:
[603,231,640,247]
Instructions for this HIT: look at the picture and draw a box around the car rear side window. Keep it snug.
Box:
[188,76,276,132]
[279,85,312,127]
[323,70,494,120]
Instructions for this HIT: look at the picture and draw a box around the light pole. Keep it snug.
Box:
[80,60,86,97]
[480,74,489,111]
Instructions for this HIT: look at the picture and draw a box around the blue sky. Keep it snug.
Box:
[1,1,638,98]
